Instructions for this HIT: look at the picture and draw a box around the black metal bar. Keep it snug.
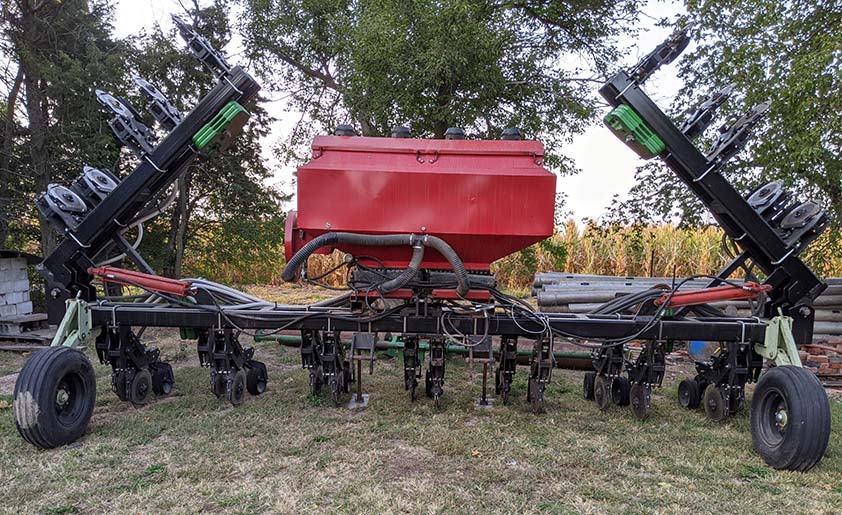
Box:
[39,67,260,321]
[88,304,768,343]
[599,71,826,341]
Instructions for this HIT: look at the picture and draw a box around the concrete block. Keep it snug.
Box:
[0,281,14,294]
[16,301,33,315]
[8,268,27,281]
[13,280,29,292]
[0,259,9,271]
[1,291,25,305]
[0,304,16,317]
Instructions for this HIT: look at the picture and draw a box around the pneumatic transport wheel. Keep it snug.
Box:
[630,383,651,420]
[678,379,701,410]
[129,369,153,407]
[13,347,97,449]
[583,371,596,401]
[703,384,729,422]
[227,369,247,406]
[594,375,610,410]
[750,366,831,471]
[611,376,630,406]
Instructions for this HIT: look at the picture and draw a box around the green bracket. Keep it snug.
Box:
[51,298,100,349]
[755,314,802,367]
[604,104,665,159]
[192,101,249,154]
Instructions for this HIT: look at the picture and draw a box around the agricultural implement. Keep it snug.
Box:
[13,22,831,471]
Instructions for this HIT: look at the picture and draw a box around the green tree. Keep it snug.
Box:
[0,0,130,254]
[127,1,287,278]
[614,1,841,228]
[238,0,641,171]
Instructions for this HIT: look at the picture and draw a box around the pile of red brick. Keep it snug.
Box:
[800,340,842,380]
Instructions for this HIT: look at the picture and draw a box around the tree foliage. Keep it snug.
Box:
[0,0,130,253]
[0,0,286,282]
[614,0,842,229]
[239,0,641,172]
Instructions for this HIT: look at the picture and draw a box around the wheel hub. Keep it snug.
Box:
[774,406,788,431]
[56,388,70,408]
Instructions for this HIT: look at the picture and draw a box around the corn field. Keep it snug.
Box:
[197,220,842,289]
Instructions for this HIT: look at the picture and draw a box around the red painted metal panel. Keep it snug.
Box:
[286,135,556,271]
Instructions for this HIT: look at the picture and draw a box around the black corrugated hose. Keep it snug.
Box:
[281,232,470,296]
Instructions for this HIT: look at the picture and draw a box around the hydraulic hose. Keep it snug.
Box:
[282,232,470,296]
[378,241,424,294]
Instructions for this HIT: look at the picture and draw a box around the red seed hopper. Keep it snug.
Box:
[285,134,557,272]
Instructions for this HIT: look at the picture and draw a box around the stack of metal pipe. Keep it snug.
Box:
[533,273,842,342]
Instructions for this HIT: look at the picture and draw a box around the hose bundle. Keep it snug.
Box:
[281,232,470,296]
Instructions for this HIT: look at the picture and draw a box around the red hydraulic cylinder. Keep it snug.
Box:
[88,266,194,297]
[654,282,772,308]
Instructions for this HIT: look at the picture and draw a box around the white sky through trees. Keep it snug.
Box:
[113,0,685,222]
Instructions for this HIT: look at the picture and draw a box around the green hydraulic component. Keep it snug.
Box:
[50,298,100,349]
[255,333,591,363]
[604,104,665,159]
[192,101,249,153]
[180,326,199,340]
[755,314,803,367]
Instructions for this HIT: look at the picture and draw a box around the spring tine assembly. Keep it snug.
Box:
[706,102,769,166]
[132,76,182,131]
[628,27,691,84]
[681,83,735,139]
[95,89,157,155]
[171,15,231,78]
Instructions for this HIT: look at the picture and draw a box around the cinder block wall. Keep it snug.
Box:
[0,258,32,318]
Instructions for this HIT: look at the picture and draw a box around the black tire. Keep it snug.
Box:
[129,369,153,407]
[246,361,268,395]
[750,366,831,471]
[583,371,596,400]
[594,375,610,410]
[13,347,97,449]
[678,379,701,410]
[703,384,729,422]
[227,369,247,406]
[611,376,631,406]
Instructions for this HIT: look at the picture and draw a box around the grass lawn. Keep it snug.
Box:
[0,287,840,514]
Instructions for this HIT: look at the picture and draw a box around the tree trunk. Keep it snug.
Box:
[0,66,24,249]
[173,172,192,278]
[24,71,57,255]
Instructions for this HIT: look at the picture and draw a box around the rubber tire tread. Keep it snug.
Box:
[13,347,96,449]
[583,371,596,400]
[750,366,830,471]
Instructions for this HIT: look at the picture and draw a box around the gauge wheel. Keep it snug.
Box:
[129,369,153,407]
[227,369,247,406]
[678,378,701,410]
[611,376,631,406]
[583,371,596,401]
[594,375,610,410]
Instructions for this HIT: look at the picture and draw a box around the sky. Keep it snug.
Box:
[113,0,686,222]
